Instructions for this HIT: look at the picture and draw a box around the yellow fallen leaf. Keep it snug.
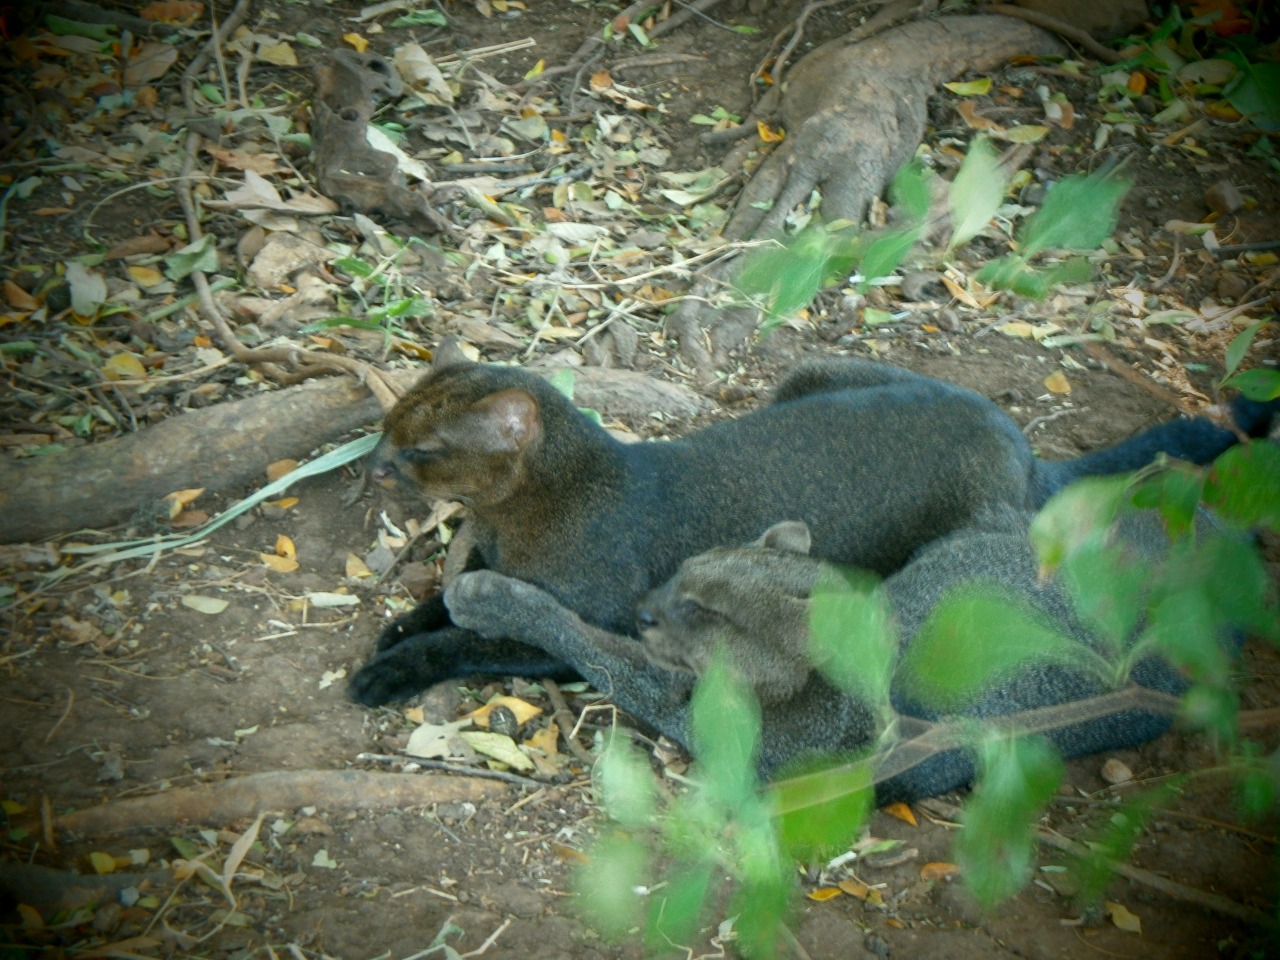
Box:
[920,861,961,881]
[89,851,116,875]
[1002,124,1050,143]
[267,459,299,482]
[275,534,296,558]
[882,801,917,826]
[757,121,784,143]
[1043,371,1072,395]
[945,77,992,96]
[103,352,147,380]
[127,264,166,287]
[259,553,299,573]
[997,320,1036,338]
[525,722,560,757]
[266,496,299,510]
[589,69,613,90]
[403,706,426,724]
[1105,901,1142,934]
[524,58,545,80]
[346,553,373,578]
[806,887,843,902]
[258,40,299,65]
[465,695,543,728]
[342,33,369,53]
[164,487,205,509]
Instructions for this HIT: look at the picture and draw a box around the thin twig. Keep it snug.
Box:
[917,797,1272,926]
[44,688,75,744]
[544,679,597,766]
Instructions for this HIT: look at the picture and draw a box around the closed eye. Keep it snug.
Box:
[402,444,445,464]
[676,597,723,626]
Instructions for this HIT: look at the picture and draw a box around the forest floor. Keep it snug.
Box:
[1,2,1278,959]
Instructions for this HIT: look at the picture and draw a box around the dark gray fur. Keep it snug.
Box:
[350,353,1270,706]
[444,509,1227,801]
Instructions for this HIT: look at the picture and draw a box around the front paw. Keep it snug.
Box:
[375,593,451,652]
[349,644,429,706]
[444,570,549,637]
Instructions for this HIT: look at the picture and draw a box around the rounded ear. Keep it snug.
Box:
[757,521,811,555]
[474,388,540,452]
[432,337,473,371]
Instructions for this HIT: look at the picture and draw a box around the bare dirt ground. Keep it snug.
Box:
[2,2,1279,959]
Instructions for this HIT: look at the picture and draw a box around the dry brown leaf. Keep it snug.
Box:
[104,234,170,260]
[1043,370,1072,395]
[140,0,203,23]
[919,862,961,881]
[257,40,299,66]
[124,42,179,86]
[127,264,165,287]
[204,145,285,175]
[3,281,38,311]
[260,553,300,573]
[267,459,299,482]
[882,801,917,826]
[346,553,373,578]
[957,99,1002,132]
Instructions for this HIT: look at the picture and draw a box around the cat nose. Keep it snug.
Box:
[636,608,659,633]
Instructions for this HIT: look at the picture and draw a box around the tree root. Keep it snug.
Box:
[33,769,507,839]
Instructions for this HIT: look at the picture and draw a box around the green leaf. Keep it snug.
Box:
[1177,683,1239,741]
[1060,536,1150,661]
[690,650,761,810]
[1073,784,1178,904]
[958,734,1063,908]
[1143,590,1231,688]
[1222,55,1280,128]
[948,137,1007,250]
[573,832,649,939]
[857,224,921,291]
[1203,442,1280,531]
[1223,320,1265,380]
[1225,368,1280,401]
[392,9,448,27]
[332,256,375,279]
[646,862,713,951]
[1031,477,1130,573]
[1129,467,1204,539]
[545,367,576,401]
[770,757,874,860]
[596,741,656,829]
[899,586,1089,710]
[809,569,895,718]
[163,235,219,281]
[1019,171,1131,258]
[889,159,931,222]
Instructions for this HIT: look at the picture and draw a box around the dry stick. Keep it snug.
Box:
[917,797,1272,926]
[987,3,1125,65]
[543,678,597,766]
[43,769,507,837]
[765,0,849,95]
[173,0,400,412]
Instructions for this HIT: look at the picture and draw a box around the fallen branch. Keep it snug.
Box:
[0,364,709,544]
[41,769,507,838]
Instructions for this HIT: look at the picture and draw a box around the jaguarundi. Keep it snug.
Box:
[349,342,1274,707]
[441,509,1245,799]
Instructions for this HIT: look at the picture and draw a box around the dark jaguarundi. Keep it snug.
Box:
[349,343,1273,707]
[442,509,1244,799]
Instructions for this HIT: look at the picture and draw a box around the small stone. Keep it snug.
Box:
[1205,180,1243,215]
[1100,757,1133,784]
